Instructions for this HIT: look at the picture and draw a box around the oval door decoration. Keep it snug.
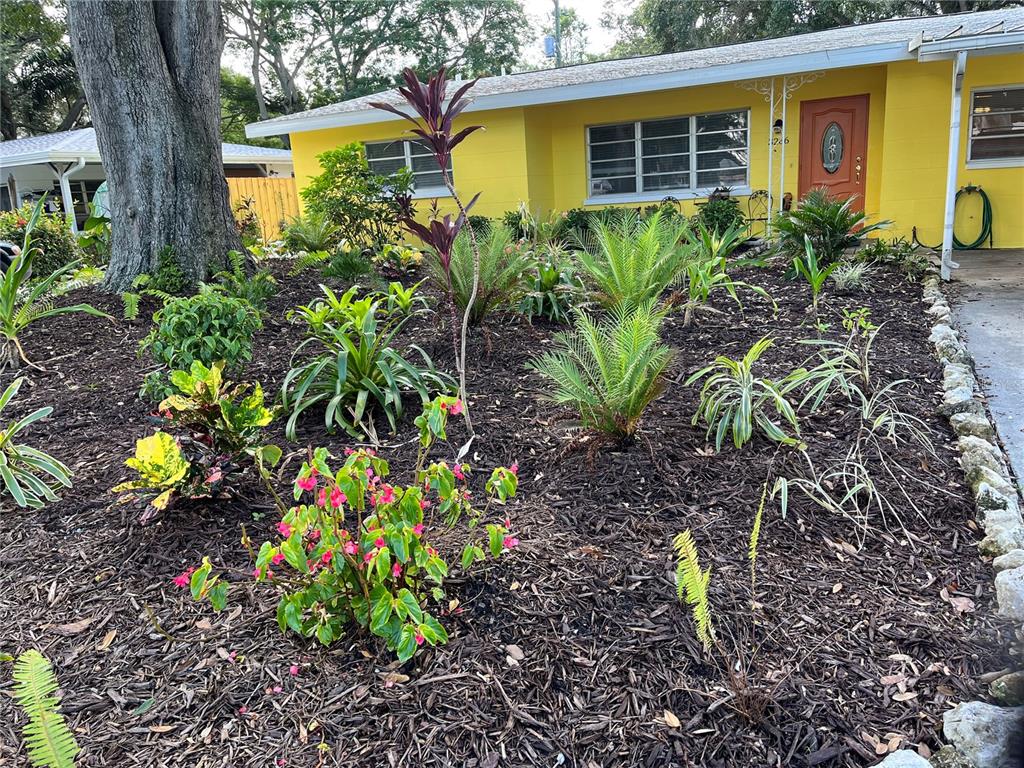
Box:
[821,122,844,174]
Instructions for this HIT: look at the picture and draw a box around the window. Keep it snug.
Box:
[969,86,1024,164]
[365,139,453,193]
[587,109,749,199]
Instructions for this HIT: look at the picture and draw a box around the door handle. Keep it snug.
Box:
[855,156,862,184]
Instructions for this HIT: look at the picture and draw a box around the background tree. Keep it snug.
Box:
[542,7,589,66]
[0,1,87,140]
[220,69,285,148]
[67,0,240,290]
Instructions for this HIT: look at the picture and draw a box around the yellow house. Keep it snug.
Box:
[247,9,1024,280]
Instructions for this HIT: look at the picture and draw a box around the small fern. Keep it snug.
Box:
[673,530,714,652]
[121,291,140,320]
[749,481,767,602]
[12,650,80,768]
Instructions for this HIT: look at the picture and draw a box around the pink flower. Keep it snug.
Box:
[309,529,321,541]
[375,537,385,548]
[172,568,194,588]
[316,488,327,507]
[344,448,354,455]
[238,706,248,714]
[503,536,519,549]
[330,488,346,507]
[277,521,292,538]
[453,464,465,481]
[392,563,402,578]
[412,523,424,536]
[380,485,395,504]
[297,474,316,492]
[289,664,299,677]
[366,467,374,479]
[415,633,425,646]
[419,499,430,510]
[450,400,463,415]
[344,541,358,556]
[273,685,283,694]
[321,551,333,565]
[509,461,518,476]
[363,551,373,562]
[253,568,263,580]
[271,553,285,566]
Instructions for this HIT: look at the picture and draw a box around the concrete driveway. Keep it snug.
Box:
[951,249,1024,491]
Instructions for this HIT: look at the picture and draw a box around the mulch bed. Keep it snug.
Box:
[0,259,1014,767]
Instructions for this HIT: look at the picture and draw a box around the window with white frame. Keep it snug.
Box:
[969,86,1024,163]
[365,139,452,193]
[587,109,749,198]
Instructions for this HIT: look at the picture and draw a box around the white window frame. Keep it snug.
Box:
[585,108,752,205]
[966,84,1024,169]
[364,139,453,198]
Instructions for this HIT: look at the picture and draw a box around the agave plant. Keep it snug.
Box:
[773,188,890,266]
[430,223,534,325]
[529,300,673,439]
[574,209,692,308]
[0,377,72,508]
[0,198,109,371]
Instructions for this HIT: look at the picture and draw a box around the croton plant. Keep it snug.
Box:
[184,395,520,662]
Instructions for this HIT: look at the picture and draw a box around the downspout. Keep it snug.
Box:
[940,51,967,281]
[59,157,86,234]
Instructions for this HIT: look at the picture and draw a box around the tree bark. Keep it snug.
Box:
[67,0,240,291]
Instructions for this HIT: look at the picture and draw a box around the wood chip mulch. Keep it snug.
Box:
[0,259,1014,767]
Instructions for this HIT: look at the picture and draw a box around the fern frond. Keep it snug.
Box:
[749,480,767,602]
[672,530,714,652]
[121,292,140,320]
[289,249,329,276]
[12,650,80,768]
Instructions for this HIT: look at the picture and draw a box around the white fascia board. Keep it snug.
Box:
[222,154,293,165]
[915,30,1024,60]
[245,40,912,138]
[0,151,65,169]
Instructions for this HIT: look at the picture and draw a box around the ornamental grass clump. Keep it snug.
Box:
[185,396,520,662]
[529,300,673,440]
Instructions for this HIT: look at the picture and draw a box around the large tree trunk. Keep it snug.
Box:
[67,0,240,291]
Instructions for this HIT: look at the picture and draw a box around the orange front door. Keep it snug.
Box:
[798,94,869,210]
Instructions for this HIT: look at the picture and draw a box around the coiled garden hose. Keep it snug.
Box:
[912,184,994,250]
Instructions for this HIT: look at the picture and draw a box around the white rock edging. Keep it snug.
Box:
[920,271,1024,768]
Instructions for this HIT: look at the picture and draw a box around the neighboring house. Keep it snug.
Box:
[0,127,294,231]
[246,8,1024,279]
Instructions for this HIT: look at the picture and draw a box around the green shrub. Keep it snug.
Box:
[694,196,745,237]
[0,377,72,509]
[686,336,803,451]
[282,285,453,440]
[773,188,890,266]
[0,203,84,273]
[283,212,341,253]
[300,143,414,251]
[233,197,263,247]
[207,250,277,310]
[575,209,691,308]
[792,236,839,315]
[856,236,929,280]
[429,223,533,325]
[139,288,262,400]
[322,247,372,280]
[519,246,583,324]
[529,300,673,439]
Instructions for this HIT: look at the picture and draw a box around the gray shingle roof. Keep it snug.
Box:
[0,127,292,167]
[248,7,1024,136]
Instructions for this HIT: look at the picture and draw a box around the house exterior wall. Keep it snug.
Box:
[287,54,1024,246]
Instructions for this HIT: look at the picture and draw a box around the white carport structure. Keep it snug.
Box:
[909,20,1024,280]
[0,127,293,232]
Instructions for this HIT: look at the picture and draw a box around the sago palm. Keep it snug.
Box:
[574,209,692,308]
[529,300,674,439]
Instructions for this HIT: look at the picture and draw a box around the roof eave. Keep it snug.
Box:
[244,39,913,138]
[913,29,1024,60]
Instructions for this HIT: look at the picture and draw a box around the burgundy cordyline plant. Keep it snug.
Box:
[370,67,483,435]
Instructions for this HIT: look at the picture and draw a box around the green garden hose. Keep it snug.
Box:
[912,184,994,250]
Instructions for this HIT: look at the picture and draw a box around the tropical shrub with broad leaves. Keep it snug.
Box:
[0,199,110,372]
[693,196,746,237]
[773,188,890,266]
[0,377,72,509]
[300,144,413,251]
[372,243,424,278]
[0,202,84,274]
[686,336,806,451]
[138,287,262,400]
[282,284,453,441]
[530,300,673,440]
[575,209,692,308]
[429,223,533,325]
[519,245,583,324]
[114,361,280,519]
[185,396,520,661]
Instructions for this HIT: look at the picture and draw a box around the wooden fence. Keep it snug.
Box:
[227,177,300,241]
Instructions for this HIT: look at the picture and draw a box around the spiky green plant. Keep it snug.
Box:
[207,250,278,310]
[12,650,80,768]
[793,236,838,316]
[430,223,533,324]
[0,198,109,371]
[288,249,330,277]
[686,336,805,451]
[574,209,692,308]
[673,530,714,652]
[283,212,341,253]
[688,219,748,262]
[773,187,891,266]
[0,377,72,508]
[749,481,766,603]
[529,300,673,439]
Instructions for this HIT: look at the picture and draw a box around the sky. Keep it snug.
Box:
[522,0,622,64]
